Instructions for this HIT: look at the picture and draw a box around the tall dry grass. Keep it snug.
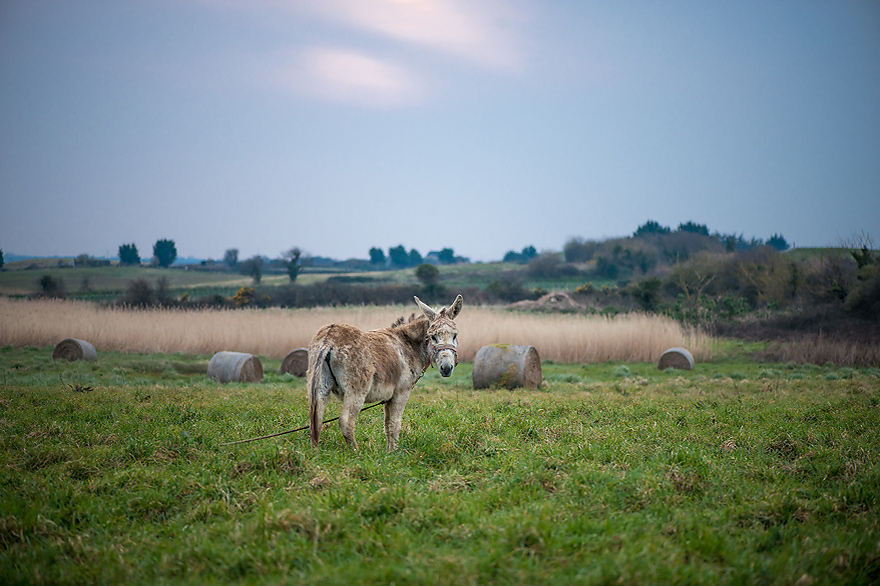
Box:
[0,298,713,363]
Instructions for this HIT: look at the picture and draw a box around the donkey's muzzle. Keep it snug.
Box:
[433,344,457,378]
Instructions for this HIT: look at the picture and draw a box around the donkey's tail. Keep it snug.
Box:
[308,343,332,448]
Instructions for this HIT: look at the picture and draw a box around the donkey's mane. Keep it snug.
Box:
[390,313,424,328]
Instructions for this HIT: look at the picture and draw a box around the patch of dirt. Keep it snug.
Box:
[507,291,587,312]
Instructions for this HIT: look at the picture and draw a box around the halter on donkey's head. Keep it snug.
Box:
[415,295,463,377]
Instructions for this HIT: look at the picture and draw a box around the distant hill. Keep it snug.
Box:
[2,253,207,267]
[3,253,64,264]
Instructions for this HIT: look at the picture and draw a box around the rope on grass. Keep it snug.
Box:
[221,400,389,447]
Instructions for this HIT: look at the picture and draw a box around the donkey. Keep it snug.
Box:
[307,295,463,451]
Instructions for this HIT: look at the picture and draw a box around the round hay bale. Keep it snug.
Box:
[658,347,695,371]
[473,344,542,389]
[207,351,263,383]
[280,348,309,377]
[52,338,97,362]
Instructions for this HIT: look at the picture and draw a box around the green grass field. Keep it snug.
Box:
[2,347,879,585]
[0,259,597,302]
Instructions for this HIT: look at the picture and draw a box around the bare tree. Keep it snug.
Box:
[282,247,311,282]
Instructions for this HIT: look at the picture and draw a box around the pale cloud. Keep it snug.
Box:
[269,47,426,108]
[200,0,528,106]
[292,0,526,72]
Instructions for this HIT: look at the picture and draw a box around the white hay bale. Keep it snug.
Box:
[280,348,309,377]
[207,351,263,383]
[52,338,97,362]
[473,344,542,389]
[658,347,695,371]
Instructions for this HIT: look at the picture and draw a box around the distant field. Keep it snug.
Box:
[0,265,338,297]
[1,346,878,585]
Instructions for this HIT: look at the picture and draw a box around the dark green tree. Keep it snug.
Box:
[152,239,177,268]
[408,248,423,267]
[506,245,539,263]
[388,245,409,268]
[118,243,140,265]
[0,249,5,270]
[369,247,386,267]
[677,221,710,236]
[766,234,790,251]
[634,220,671,237]
[438,248,455,264]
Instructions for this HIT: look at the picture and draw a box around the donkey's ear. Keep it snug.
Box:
[446,294,463,319]
[414,296,437,320]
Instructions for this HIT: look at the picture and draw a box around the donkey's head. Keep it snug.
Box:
[415,294,463,377]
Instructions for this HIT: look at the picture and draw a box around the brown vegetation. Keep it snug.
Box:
[0,298,711,363]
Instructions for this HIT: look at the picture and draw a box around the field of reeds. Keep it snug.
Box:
[0,298,712,363]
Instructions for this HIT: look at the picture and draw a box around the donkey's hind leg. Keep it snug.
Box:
[308,349,335,449]
[383,390,411,451]
[339,392,367,450]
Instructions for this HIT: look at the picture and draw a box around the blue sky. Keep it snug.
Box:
[2,1,878,262]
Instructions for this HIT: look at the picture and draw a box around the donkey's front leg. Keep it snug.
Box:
[339,392,366,450]
[384,391,411,451]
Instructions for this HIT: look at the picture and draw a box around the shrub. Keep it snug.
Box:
[612,365,632,378]
[660,231,722,263]
[415,263,439,286]
[36,274,65,298]
[122,279,156,307]
[486,279,533,303]
[845,266,880,320]
[232,286,255,307]
[595,256,618,279]
[563,238,599,263]
[629,277,662,311]
[802,254,856,303]
[593,238,661,279]
[264,282,424,308]
[526,253,563,279]
[574,282,594,295]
